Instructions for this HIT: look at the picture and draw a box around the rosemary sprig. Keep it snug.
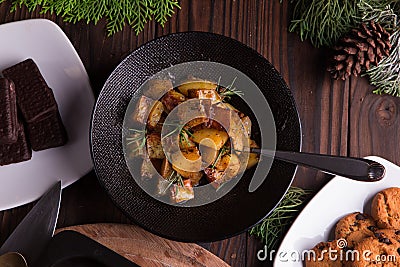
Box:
[126,128,146,152]
[2,0,180,36]
[161,125,181,140]
[162,171,184,194]
[161,121,194,142]
[179,128,194,147]
[249,187,312,250]
[217,77,244,102]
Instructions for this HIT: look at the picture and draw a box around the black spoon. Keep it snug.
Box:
[248,148,386,192]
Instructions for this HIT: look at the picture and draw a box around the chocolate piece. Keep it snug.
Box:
[2,59,57,122]
[0,78,18,143]
[26,110,67,151]
[0,121,31,165]
[3,59,68,151]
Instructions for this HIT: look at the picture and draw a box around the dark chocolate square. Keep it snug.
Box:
[26,110,68,151]
[0,78,18,144]
[0,122,31,165]
[2,59,57,122]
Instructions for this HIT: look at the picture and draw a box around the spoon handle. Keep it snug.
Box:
[250,148,385,182]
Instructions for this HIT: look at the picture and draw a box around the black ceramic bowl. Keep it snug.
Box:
[91,32,301,242]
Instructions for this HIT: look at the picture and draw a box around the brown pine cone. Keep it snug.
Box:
[327,21,391,80]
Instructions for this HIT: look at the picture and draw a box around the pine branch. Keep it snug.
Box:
[249,187,312,250]
[2,0,180,36]
[151,0,180,27]
[289,0,359,47]
[367,28,400,96]
[356,0,398,30]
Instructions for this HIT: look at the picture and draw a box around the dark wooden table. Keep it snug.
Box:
[1,0,400,266]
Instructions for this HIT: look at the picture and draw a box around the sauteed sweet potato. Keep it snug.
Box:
[126,78,260,203]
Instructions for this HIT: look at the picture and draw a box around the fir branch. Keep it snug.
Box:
[2,0,180,36]
[289,0,359,47]
[356,0,398,30]
[367,28,400,96]
[249,187,312,250]
[151,0,180,27]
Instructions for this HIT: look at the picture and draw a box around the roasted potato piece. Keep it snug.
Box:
[161,90,186,112]
[190,128,229,150]
[146,133,165,159]
[204,168,224,183]
[156,178,170,196]
[152,113,166,132]
[205,153,241,184]
[209,105,232,130]
[130,95,154,125]
[171,147,203,183]
[229,113,250,153]
[184,117,209,129]
[199,142,219,167]
[141,157,156,179]
[177,80,217,96]
[224,153,241,179]
[213,153,231,171]
[160,158,173,179]
[247,139,260,169]
[176,99,211,129]
[147,100,165,129]
[144,79,173,99]
[188,173,203,186]
[241,116,252,137]
[188,89,222,103]
[171,168,202,186]
[171,180,194,203]
[220,102,238,112]
[126,132,145,158]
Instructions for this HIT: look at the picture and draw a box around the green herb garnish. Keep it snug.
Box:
[249,186,312,250]
[2,0,181,36]
[126,128,146,153]
[162,171,184,194]
[179,128,194,147]
[218,77,244,102]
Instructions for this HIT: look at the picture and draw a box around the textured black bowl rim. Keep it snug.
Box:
[90,31,302,242]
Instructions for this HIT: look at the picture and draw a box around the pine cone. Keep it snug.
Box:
[327,21,391,80]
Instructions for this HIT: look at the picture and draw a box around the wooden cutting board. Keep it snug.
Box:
[56,224,229,267]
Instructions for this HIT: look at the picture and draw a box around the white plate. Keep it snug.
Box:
[274,156,400,266]
[0,19,94,210]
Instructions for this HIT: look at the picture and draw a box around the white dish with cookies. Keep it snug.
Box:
[275,156,400,266]
[0,19,94,210]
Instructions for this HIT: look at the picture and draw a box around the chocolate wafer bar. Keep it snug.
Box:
[0,78,18,144]
[26,110,67,151]
[2,59,57,122]
[0,121,31,165]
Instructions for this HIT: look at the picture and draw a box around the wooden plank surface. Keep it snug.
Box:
[57,224,230,267]
[1,0,399,266]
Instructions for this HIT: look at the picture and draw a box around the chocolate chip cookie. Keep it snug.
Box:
[346,233,400,267]
[335,212,377,248]
[372,188,400,229]
[305,241,343,267]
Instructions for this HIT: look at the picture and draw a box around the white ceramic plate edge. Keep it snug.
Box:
[0,19,94,210]
[273,156,400,266]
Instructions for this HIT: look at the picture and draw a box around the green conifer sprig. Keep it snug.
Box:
[0,0,180,36]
